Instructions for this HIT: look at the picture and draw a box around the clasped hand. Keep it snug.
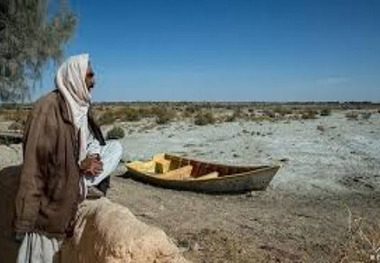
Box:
[80,154,103,176]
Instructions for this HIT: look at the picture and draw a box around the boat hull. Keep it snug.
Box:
[126,154,280,194]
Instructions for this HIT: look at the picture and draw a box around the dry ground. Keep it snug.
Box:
[1,105,379,262]
[108,166,379,263]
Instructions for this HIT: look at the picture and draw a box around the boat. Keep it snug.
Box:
[125,153,280,193]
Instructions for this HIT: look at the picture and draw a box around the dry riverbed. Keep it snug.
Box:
[1,110,379,262]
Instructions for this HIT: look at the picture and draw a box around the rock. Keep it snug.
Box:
[317,125,325,132]
[60,198,189,263]
[189,242,201,251]
[245,191,252,197]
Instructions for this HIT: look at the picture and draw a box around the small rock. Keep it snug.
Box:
[279,158,289,163]
[245,191,254,197]
[317,125,325,132]
[190,242,202,251]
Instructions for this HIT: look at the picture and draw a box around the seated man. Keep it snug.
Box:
[84,109,123,197]
[14,54,122,263]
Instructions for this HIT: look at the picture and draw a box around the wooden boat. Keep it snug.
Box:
[125,153,280,193]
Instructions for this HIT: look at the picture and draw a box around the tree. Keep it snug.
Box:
[0,0,76,102]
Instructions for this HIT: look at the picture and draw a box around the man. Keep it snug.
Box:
[13,54,123,262]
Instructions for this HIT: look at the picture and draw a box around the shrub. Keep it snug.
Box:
[345,111,358,120]
[335,209,380,263]
[301,109,318,119]
[155,108,176,125]
[361,112,372,120]
[263,110,276,118]
[97,111,117,125]
[194,111,215,125]
[225,109,244,122]
[185,106,198,114]
[274,107,292,116]
[320,108,332,116]
[106,126,125,140]
[8,121,24,131]
[119,107,141,122]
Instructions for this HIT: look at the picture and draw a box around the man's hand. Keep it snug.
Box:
[80,154,103,176]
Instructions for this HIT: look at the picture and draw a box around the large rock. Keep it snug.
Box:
[60,198,189,263]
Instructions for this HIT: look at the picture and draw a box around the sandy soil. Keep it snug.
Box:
[1,110,379,262]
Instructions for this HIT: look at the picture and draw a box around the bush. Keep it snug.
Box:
[361,112,372,120]
[97,111,117,125]
[8,121,24,131]
[225,109,244,122]
[335,209,380,263]
[345,111,358,120]
[274,107,292,116]
[320,108,332,116]
[301,109,318,119]
[194,111,215,125]
[106,126,125,140]
[152,107,176,124]
[118,107,141,122]
[263,110,276,118]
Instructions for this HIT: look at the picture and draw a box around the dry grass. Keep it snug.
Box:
[336,207,380,263]
[345,111,359,120]
[263,110,276,118]
[320,108,332,116]
[0,108,29,123]
[361,112,372,121]
[194,111,215,125]
[274,106,293,116]
[301,109,318,119]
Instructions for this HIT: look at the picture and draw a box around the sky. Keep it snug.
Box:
[39,0,380,102]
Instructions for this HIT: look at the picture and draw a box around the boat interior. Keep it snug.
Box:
[126,153,269,180]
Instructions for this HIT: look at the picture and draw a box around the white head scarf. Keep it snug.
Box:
[55,54,92,162]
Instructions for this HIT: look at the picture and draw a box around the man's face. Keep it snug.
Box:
[85,64,95,91]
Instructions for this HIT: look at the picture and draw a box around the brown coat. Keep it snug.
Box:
[14,90,104,238]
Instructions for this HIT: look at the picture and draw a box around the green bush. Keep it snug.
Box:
[194,111,215,125]
[106,126,125,140]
